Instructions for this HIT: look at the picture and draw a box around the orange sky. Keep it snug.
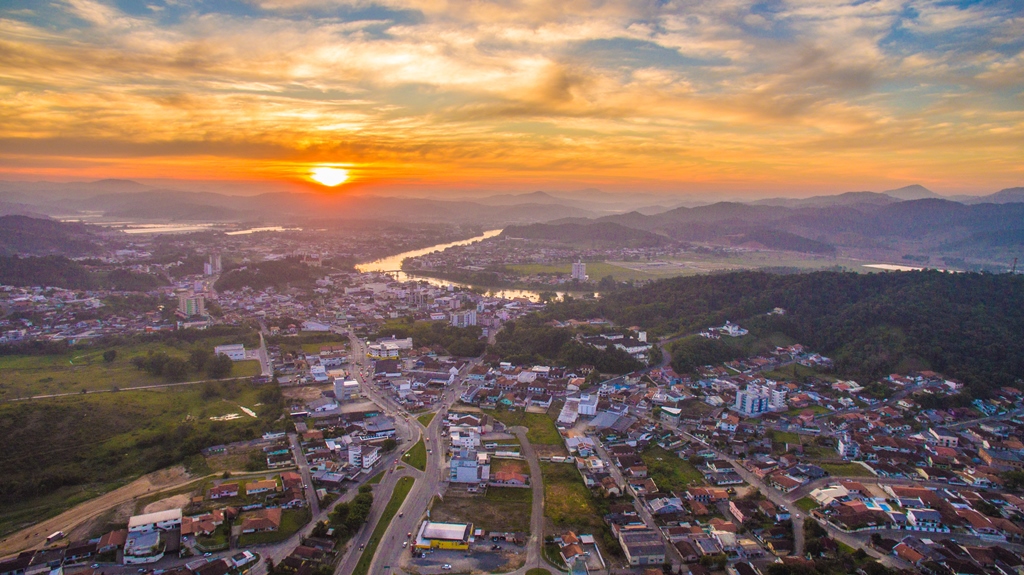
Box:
[0,0,1022,197]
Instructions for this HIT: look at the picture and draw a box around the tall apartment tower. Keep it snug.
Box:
[178,293,205,317]
[571,261,587,281]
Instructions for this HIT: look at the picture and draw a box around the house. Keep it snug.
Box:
[209,483,240,500]
[906,509,947,532]
[618,529,666,566]
[246,479,279,495]
[241,508,283,533]
[491,471,529,487]
[648,497,684,515]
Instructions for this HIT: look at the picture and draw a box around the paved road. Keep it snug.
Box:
[289,433,321,517]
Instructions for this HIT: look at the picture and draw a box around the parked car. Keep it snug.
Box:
[442,565,452,570]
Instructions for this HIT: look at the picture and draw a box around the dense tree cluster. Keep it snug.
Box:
[543,270,1024,395]
[130,349,234,381]
[0,255,168,290]
[378,319,487,357]
[214,257,314,291]
[328,485,374,540]
[488,315,643,374]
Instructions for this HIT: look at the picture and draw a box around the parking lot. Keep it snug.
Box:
[402,541,526,574]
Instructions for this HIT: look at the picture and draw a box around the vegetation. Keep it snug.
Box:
[405,439,427,471]
[0,382,285,534]
[543,270,1024,395]
[377,318,486,357]
[416,412,436,427]
[490,410,562,445]
[642,446,705,491]
[214,257,314,291]
[795,497,819,512]
[0,216,104,256]
[0,255,167,290]
[489,315,642,374]
[525,569,551,575]
[819,463,874,477]
[540,462,623,559]
[327,485,374,542]
[352,476,414,575]
[501,222,668,247]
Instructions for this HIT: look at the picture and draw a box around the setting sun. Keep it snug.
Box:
[310,167,349,187]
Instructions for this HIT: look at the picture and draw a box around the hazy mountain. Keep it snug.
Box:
[0,215,106,256]
[883,184,942,201]
[753,191,899,208]
[966,187,1024,204]
[501,222,668,247]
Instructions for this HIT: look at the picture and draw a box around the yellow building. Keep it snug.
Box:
[414,521,473,550]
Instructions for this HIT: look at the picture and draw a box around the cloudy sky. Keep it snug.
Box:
[0,0,1021,197]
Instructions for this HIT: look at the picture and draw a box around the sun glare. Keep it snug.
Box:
[310,167,349,187]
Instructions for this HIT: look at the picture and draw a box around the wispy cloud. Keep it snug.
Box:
[0,0,1020,194]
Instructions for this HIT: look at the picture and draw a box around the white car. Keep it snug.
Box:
[442,565,452,570]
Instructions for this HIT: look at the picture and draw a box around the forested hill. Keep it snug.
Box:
[545,271,1024,394]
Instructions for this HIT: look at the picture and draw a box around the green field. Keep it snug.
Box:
[299,341,348,354]
[820,463,874,477]
[417,412,436,427]
[0,381,285,539]
[367,471,384,485]
[526,569,551,575]
[539,462,619,557]
[642,447,706,491]
[0,341,260,399]
[353,476,414,575]
[508,262,658,282]
[405,439,427,471]
[490,410,562,445]
[238,508,311,546]
[786,405,831,416]
[795,497,819,513]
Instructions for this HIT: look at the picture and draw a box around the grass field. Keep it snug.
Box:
[299,341,348,354]
[367,471,384,485]
[238,508,311,546]
[0,381,284,539]
[786,405,831,416]
[432,487,532,533]
[795,497,819,513]
[540,462,598,527]
[0,342,261,399]
[405,439,427,471]
[820,463,874,477]
[417,412,436,427]
[642,447,706,491]
[772,431,804,444]
[526,569,551,575]
[508,262,659,282]
[353,476,414,575]
[490,410,562,445]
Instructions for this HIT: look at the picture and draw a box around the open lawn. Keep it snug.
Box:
[0,381,285,539]
[405,439,427,471]
[785,405,831,416]
[508,262,658,282]
[417,412,435,427]
[540,462,598,527]
[432,487,532,533]
[0,342,260,399]
[526,570,551,575]
[353,476,414,575]
[367,471,384,485]
[820,463,875,477]
[795,497,819,513]
[490,410,562,445]
[642,447,706,492]
[299,341,348,354]
[238,508,311,546]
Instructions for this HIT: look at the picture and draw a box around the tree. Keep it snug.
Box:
[102,349,117,363]
[382,438,398,452]
[207,354,233,379]
[189,348,212,371]
[163,358,189,381]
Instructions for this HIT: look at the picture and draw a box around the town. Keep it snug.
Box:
[3,227,1024,575]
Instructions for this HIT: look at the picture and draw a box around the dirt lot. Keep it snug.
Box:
[430,488,532,533]
[281,384,332,403]
[490,458,528,476]
[143,494,193,514]
[0,466,194,557]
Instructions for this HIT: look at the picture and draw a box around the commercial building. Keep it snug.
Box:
[414,521,474,550]
[449,449,490,484]
[572,261,587,281]
[214,344,246,361]
[335,379,360,402]
[128,509,182,533]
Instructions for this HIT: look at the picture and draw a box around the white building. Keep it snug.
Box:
[450,449,490,484]
[450,429,481,449]
[572,261,588,281]
[214,344,246,361]
[335,379,360,402]
[837,434,860,459]
[579,393,599,416]
[451,309,477,328]
[348,444,381,470]
[733,385,770,416]
[128,509,182,533]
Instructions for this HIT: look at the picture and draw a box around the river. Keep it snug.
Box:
[355,229,564,301]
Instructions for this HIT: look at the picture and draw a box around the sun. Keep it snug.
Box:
[310,167,349,187]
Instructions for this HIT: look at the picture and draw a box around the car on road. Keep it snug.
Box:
[442,565,452,570]
[402,542,407,548]
[407,532,413,537]
[399,512,403,517]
